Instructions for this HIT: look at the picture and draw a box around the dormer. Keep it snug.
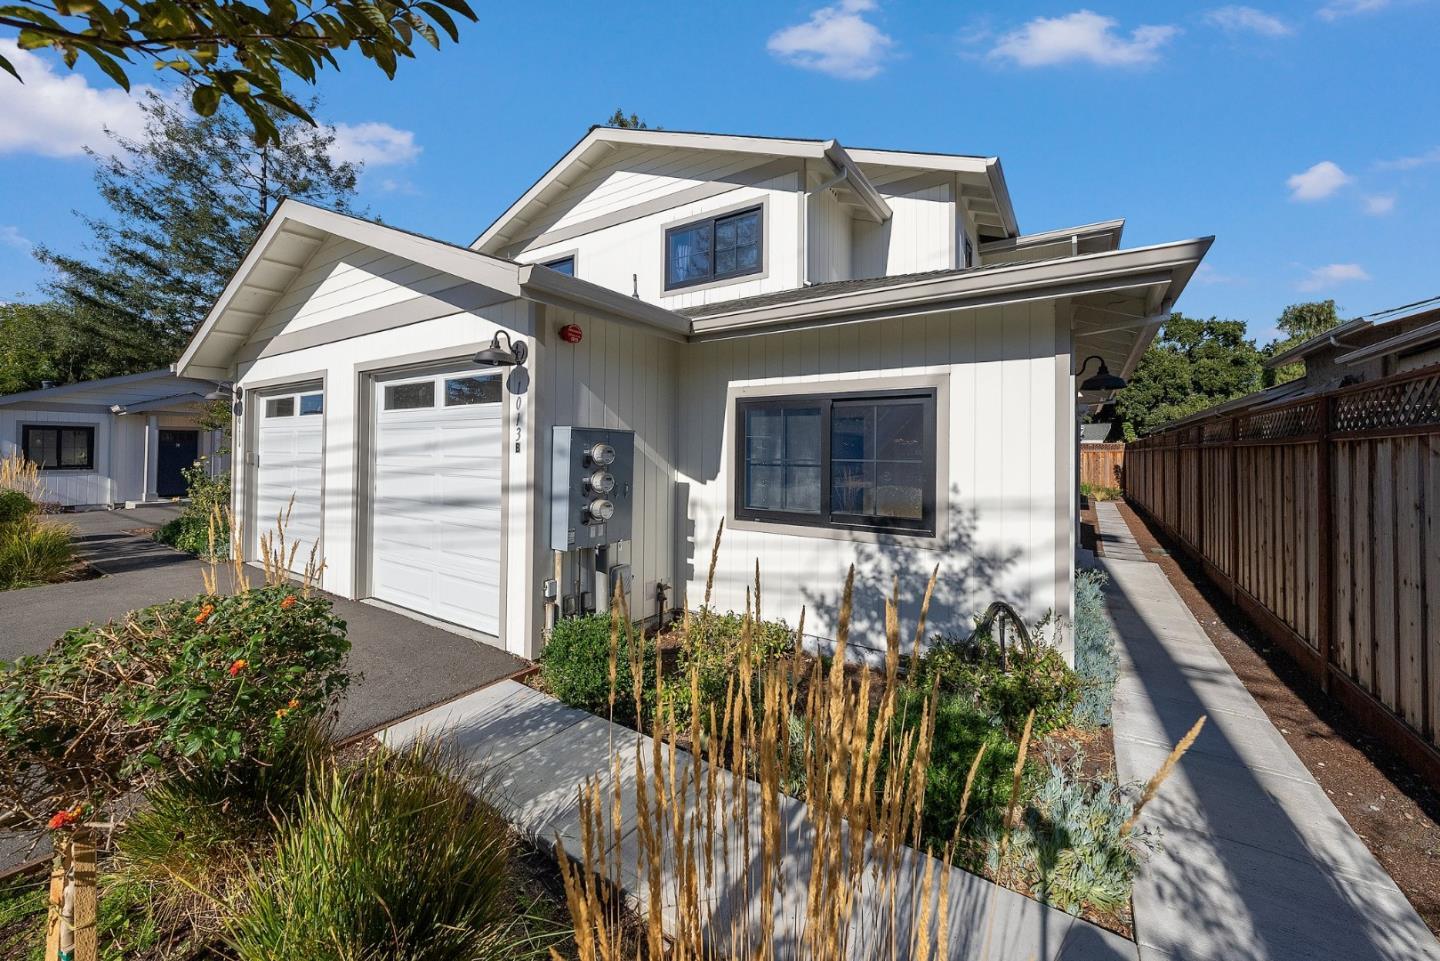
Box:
[471,128,1018,309]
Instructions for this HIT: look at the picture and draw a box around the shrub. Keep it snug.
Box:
[913,629,1082,737]
[155,465,231,558]
[227,740,518,961]
[541,612,653,724]
[659,606,794,727]
[983,751,1153,922]
[1072,568,1120,727]
[0,489,35,524]
[1080,482,1122,502]
[0,516,73,591]
[0,584,350,834]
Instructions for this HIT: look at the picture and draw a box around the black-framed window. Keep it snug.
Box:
[665,206,762,290]
[23,425,95,471]
[734,388,937,535]
[543,255,575,276]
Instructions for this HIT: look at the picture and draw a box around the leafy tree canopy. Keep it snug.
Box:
[1262,299,1341,387]
[29,92,362,381]
[1114,313,1264,438]
[605,108,649,129]
[0,0,476,143]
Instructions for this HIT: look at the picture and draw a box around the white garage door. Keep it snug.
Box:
[369,368,503,635]
[254,388,325,573]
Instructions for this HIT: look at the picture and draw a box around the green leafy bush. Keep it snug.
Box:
[1080,482,1122,502]
[0,516,73,591]
[1072,568,1120,727]
[0,585,349,831]
[983,751,1152,921]
[227,740,518,961]
[0,489,36,524]
[540,612,653,724]
[659,607,794,727]
[913,630,1082,737]
[155,465,230,557]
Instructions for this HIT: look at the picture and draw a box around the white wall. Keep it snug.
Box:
[0,407,113,506]
[675,301,1072,659]
[853,175,956,279]
[537,307,680,625]
[806,167,853,285]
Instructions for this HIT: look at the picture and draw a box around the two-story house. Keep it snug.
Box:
[177,127,1211,660]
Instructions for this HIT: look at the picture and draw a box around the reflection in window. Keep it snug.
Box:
[299,394,324,415]
[665,207,762,290]
[265,397,295,418]
[384,381,435,410]
[445,375,502,406]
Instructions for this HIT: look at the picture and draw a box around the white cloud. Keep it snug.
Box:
[0,40,153,158]
[989,11,1179,68]
[767,0,895,80]
[1362,193,1396,215]
[1286,160,1352,201]
[1203,6,1292,36]
[1318,0,1388,21]
[1195,263,1243,285]
[0,224,30,249]
[1374,146,1440,171]
[1297,263,1370,292]
[330,122,421,167]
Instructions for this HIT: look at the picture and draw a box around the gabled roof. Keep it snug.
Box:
[1336,305,1440,367]
[980,219,1125,264]
[470,127,1018,255]
[177,200,692,378]
[0,368,220,408]
[1262,317,1372,369]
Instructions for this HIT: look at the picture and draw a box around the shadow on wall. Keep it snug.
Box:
[796,490,1020,658]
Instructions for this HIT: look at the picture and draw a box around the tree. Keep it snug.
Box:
[605,108,649,129]
[1262,299,1341,387]
[1115,313,1263,438]
[0,0,476,143]
[32,93,362,376]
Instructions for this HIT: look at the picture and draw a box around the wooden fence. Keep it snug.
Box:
[1125,364,1440,789]
[1080,443,1125,490]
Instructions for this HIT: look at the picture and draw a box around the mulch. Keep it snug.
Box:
[1111,499,1440,936]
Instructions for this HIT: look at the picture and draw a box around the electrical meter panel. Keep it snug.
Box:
[550,427,635,550]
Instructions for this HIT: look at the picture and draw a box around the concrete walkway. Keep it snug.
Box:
[1094,500,1147,562]
[1101,547,1440,959]
[381,680,1137,960]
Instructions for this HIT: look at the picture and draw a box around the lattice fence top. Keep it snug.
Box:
[1332,368,1440,434]
[1202,419,1235,443]
[1237,401,1322,441]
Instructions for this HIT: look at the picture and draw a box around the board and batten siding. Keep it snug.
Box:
[676,301,1074,658]
[1,407,113,506]
[536,307,680,626]
[853,172,956,279]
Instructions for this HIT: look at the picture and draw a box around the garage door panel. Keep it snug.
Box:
[255,406,323,574]
[369,369,502,635]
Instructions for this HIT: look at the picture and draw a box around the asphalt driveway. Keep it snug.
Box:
[1,507,527,738]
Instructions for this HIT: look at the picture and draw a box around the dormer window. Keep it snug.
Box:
[665,206,762,290]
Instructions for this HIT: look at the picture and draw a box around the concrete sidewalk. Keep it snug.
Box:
[381,679,1136,960]
[1101,551,1439,960]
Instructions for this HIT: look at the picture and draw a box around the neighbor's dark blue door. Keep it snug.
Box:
[157,429,200,498]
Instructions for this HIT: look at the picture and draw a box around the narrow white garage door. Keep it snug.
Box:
[254,388,325,573]
[369,369,503,635]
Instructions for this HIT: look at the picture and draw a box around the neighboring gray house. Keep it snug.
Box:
[0,369,227,508]
[176,127,1211,659]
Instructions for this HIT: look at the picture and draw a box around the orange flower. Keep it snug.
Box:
[195,603,215,625]
[280,594,297,610]
[47,808,79,831]
[228,658,247,677]
[275,708,289,719]
[287,698,300,710]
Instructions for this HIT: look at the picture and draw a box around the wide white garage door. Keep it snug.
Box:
[369,368,503,635]
[254,388,325,573]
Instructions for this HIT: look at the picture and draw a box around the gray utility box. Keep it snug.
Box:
[550,426,635,550]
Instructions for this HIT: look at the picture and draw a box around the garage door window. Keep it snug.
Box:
[299,393,324,415]
[384,381,435,410]
[265,397,295,417]
[445,375,502,406]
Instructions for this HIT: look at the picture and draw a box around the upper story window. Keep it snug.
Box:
[734,388,937,536]
[665,206,762,291]
[23,425,94,471]
[543,256,575,276]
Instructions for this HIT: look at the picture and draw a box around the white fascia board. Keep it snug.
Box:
[471,128,837,253]
[518,265,691,341]
[822,141,892,223]
[178,200,523,378]
[1336,316,1440,366]
[981,219,1126,254]
[0,368,179,407]
[689,236,1213,336]
[112,392,212,414]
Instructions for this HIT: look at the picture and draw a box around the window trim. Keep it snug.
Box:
[22,424,96,472]
[664,203,765,292]
[732,387,938,536]
[541,253,577,276]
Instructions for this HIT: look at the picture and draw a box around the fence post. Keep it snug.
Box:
[1316,396,1334,694]
[1229,415,1241,602]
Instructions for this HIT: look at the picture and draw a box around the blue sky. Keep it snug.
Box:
[1,1,1435,342]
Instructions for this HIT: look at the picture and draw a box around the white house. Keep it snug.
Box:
[0,369,227,508]
[177,128,1211,660]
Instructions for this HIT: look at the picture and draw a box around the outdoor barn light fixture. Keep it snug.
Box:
[1077,354,1127,392]
[473,330,528,368]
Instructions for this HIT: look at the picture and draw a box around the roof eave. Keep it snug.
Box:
[1263,317,1372,369]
